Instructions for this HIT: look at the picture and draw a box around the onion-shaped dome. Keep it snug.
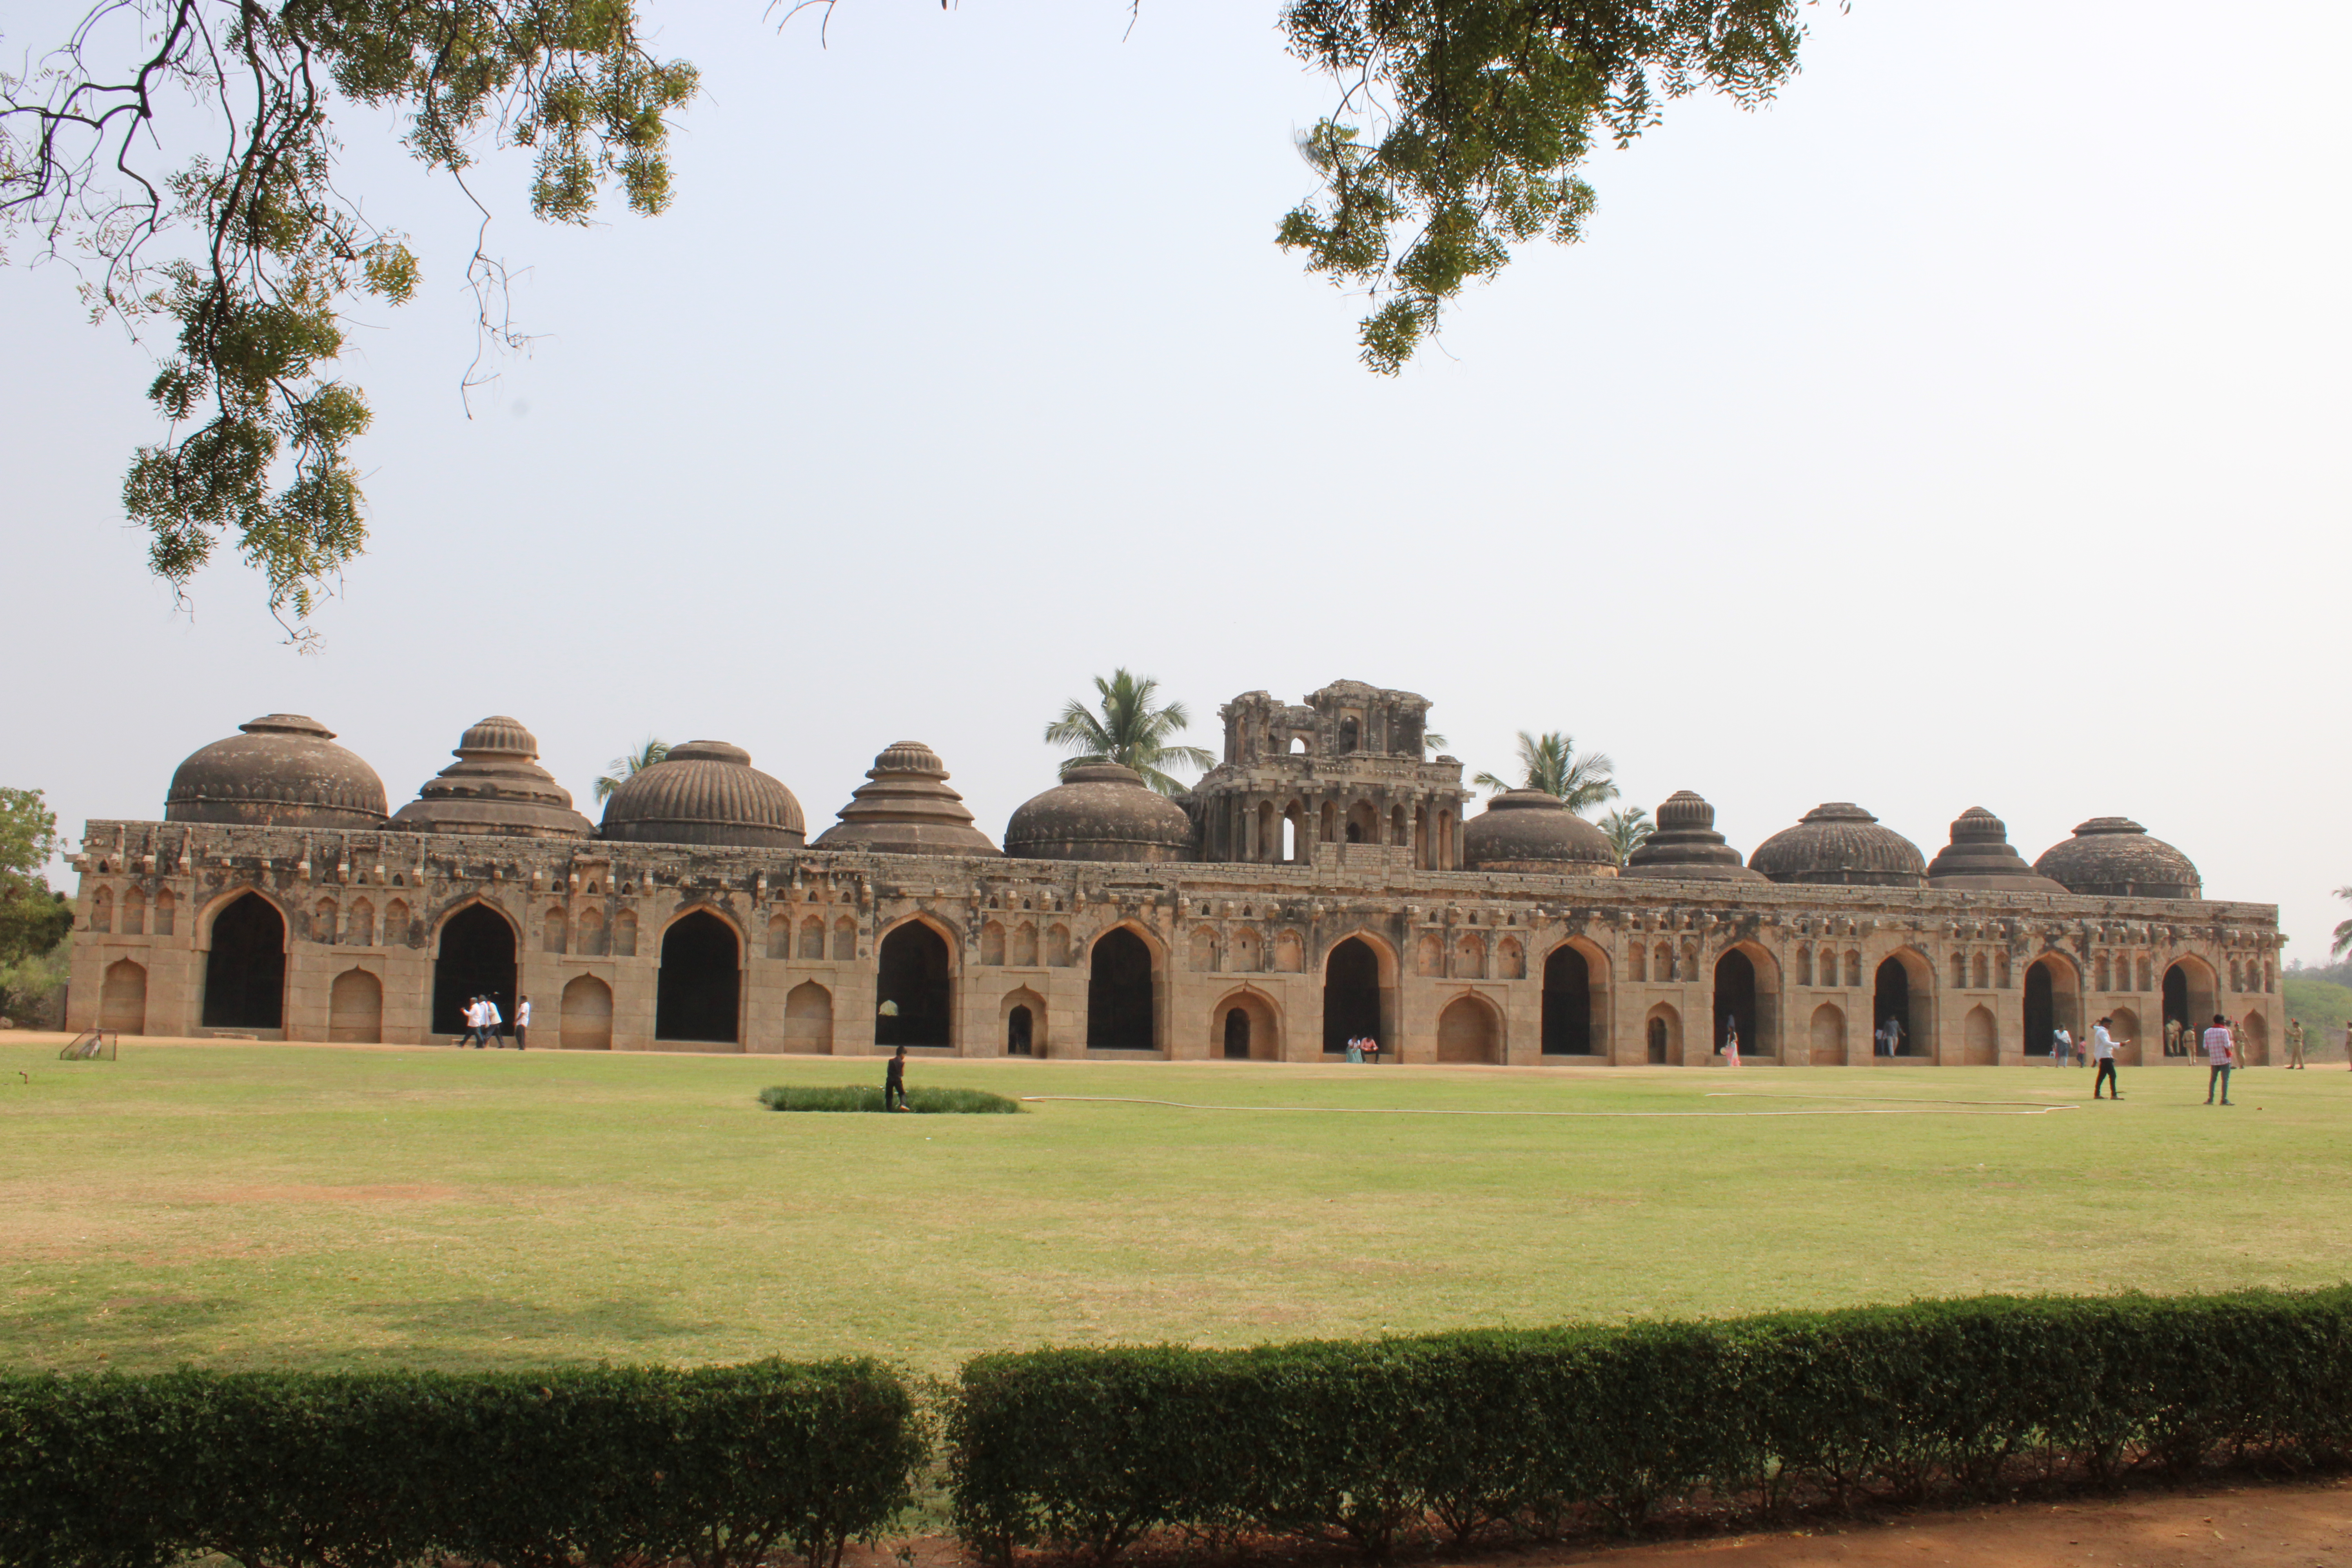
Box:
[2033,817,2201,900]
[1749,803,1927,888]
[597,740,806,848]
[1622,790,1767,883]
[1463,790,1617,875]
[390,716,595,840]
[1926,807,2067,893]
[813,741,1000,857]
[164,714,388,829]
[1004,763,1194,863]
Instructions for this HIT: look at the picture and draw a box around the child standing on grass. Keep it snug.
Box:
[884,1047,907,1111]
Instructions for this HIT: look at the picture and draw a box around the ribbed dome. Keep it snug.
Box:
[597,739,806,848]
[1750,803,1927,888]
[2033,817,2201,900]
[1926,807,2067,893]
[812,741,1000,857]
[1004,764,1194,863]
[391,715,594,840]
[1622,790,1766,883]
[165,715,388,829]
[1463,790,1617,875]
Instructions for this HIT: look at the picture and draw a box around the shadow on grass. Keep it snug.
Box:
[359,1293,721,1348]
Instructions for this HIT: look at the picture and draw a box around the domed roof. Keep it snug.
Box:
[1622,790,1767,883]
[1463,790,1617,875]
[597,740,806,848]
[812,741,1000,857]
[165,714,388,829]
[1750,803,1927,888]
[390,716,594,840]
[1004,764,1194,863]
[1926,807,2067,893]
[2032,817,2201,900]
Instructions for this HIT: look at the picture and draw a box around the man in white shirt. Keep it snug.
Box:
[481,995,504,1048]
[2203,1013,2236,1105]
[2052,1025,2072,1066]
[514,995,530,1051]
[459,996,482,1047]
[2090,1017,2122,1099]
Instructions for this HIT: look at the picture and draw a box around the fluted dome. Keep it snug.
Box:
[1463,790,1617,875]
[165,715,387,829]
[1926,807,2067,893]
[2033,817,2201,900]
[1622,790,1766,883]
[1004,764,1193,863]
[388,716,593,840]
[812,741,1000,857]
[598,740,806,848]
[1750,803,1926,888]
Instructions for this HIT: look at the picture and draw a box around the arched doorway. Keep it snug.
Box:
[2239,1010,2269,1066]
[656,911,741,1044]
[560,975,614,1050]
[1437,995,1501,1063]
[430,903,517,1037]
[1873,955,1930,1057]
[1715,950,1758,1060]
[2025,955,2082,1059]
[202,893,286,1030]
[1963,1004,1997,1065]
[99,958,147,1035]
[1223,1007,1250,1058]
[1809,1002,1847,1066]
[2164,959,2218,1053]
[1086,928,1156,1050]
[328,969,382,1044]
[1322,937,1383,1054]
[1542,945,1593,1055]
[876,921,953,1047]
[1007,1005,1034,1055]
[1645,1005,1681,1064]
[1214,989,1280,1061]
[785,980,833,1053]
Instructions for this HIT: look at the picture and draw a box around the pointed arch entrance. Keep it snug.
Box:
[1715,950,1758,1059]
[2024,954,2082,1059]
[1541,944,1595,1055]
[1873,951,1933,1058]
[202,893,286,1030]
[1436,995,1502,1063]
[1321,936,1384,1054]
[876,920,953,1047]
[431,903,517,1037]
[656,910,741,1044]
[1086,927,1157,1050]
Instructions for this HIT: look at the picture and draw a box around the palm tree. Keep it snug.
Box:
[1473,730,1618,815]
[1600,806,1653,866]
[2332,885,2352,960]
[1044,670,1214,797]
[594,738,671,802]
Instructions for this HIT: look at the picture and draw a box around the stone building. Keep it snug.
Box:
[65,683,2286,1067]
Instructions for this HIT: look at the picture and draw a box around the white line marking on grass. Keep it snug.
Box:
[1018,1096,2078,1118]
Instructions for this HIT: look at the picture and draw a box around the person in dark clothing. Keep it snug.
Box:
[884,1046,907,1111]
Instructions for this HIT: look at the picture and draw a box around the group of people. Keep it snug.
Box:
[1342,1034,1384,1063]
[458,994,528,1049]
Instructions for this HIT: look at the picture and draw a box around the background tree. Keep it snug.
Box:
[1599,804,1652,866]
[594,739,672,803]
[0,788,74,1015]
[1473,730,1617,813]
[1044,670,1214,797]
[2334,886,2352,960]
[6,0,1806,633]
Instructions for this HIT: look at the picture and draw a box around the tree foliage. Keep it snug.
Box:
[1473,729,1617,813]
[2332,884,2352,962]
[1599,803,1651,864]
[1044,670,1214,797]
[2,0,697,639]
[1278,0,1808,372]
[0,788,72,969]
[594,737,671,802]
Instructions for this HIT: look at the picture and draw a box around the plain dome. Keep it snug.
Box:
[1749,804,1926,888]
[2033,817,2201,900]
[598,740,806,848]
[1463,790,1616,875]
[164,715,387,830]
[1004,764,1193,862]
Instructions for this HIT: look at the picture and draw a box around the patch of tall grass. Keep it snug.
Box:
[758,1084,1024,1114]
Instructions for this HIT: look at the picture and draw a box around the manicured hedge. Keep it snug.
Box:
[950,1289,2352,1563]
[759,1085,1024,1114]
[0,1359,924,1568]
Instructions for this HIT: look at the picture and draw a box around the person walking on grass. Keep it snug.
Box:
[482,994,505,1048]
[2204,1013,2236,1104]
[884,1046,908,1111]
[2091,1016,2123,1099]
[461,995,485,1048]
[2285,1016,2304,1069]
[1722,1018,1741,1067]
[513,994,530,1051]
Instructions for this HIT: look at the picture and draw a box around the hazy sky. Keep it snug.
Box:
[6,0,2346,956]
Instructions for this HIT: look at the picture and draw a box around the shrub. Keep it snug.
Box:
[0,1359,926,1568]
[759,1085,1023,1114]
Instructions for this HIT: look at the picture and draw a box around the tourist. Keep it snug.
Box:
[1346,1035,1364,1064]
[2051,1024,2072,1066]
[1874,1019,1890,1058]
[2163,1017,2181,1058]
[514,994,530,1052]
[461,995,485,1048]
[1367,1036,1382,1065]
[884,1046,907,1111]
[2285,1017,2305,1069]
[2089,1016,2122,1099]
[1722,1018,1741,1067]
[2227,1019,2243,1070]
[2203,1013,2235,1105]
[481,994,505,1047]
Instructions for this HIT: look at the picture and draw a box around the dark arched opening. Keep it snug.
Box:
[1874,958,1916,1056]
[1007,1005,1034,1056]
[2163,964,2190,1044]
[2027,962,2058,1056]
[877,922,953,1047]
[1543,945,1593,1054]
[1322,937,1381,1053]
[430,903,516,1036]
[656,911,740,1043]
[202,893,286,1029]
[1715,949,1757,1056]
[1647,1016,1670,1064]
[1086,928,1156,1050]
[1224,1007,1250,1059]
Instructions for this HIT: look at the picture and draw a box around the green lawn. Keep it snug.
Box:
[3,1042,2344,1376]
